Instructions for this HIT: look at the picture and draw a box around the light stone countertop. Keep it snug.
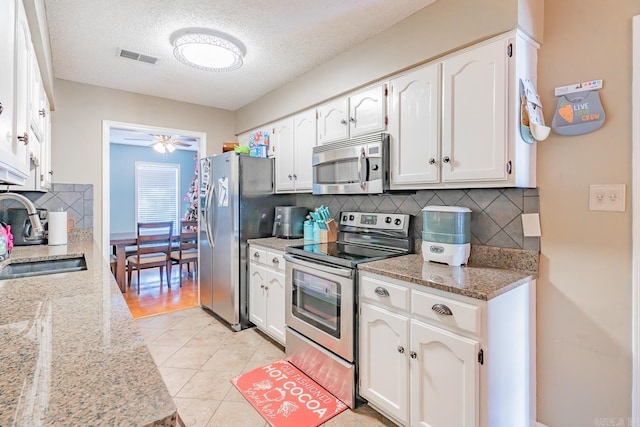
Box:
[358,252,537,301]
[247,237,305,252]
[0,241,177,426]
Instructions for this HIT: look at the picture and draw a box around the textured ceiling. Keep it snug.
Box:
[44,0,437,111]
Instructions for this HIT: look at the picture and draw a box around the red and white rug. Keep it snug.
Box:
[230,360,348,427]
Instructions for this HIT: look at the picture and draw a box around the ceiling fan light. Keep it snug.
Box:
[172,31,244,72]
[166,144,176,153]
[153,142,166,153]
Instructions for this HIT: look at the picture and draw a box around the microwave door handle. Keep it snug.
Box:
[358,147,367,190]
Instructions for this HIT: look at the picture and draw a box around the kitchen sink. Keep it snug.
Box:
[0,256,87,280]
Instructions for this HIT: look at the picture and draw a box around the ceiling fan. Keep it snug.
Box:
[124,134,196,153]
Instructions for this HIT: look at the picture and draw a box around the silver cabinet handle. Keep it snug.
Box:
[428,158,436,165]
[374,287,389,297]
[293,174,297,180]
[272,257,279,264]
[349,117,356,123]
[260,284,265,289]
[288,174,292,180]
[340,119,347,125]
[432,303,453,316]
[39,109,46,117]
[0,102,3,115]
[17,132,29,145]
[442,156,451,164]
[410,351,417,359]
[253,252,260,259]
[397,346,405,354]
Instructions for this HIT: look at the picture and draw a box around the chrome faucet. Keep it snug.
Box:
[0,192,45,238]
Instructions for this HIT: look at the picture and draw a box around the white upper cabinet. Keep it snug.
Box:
[0,0,30,185]
[317,84,387,144]
[441,36,508,183]
[7,1,52,191]
[389,62,441,186]
[273,109,316,193]
[389,31,538,190]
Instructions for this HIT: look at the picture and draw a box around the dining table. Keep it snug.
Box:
[109,232,137,292]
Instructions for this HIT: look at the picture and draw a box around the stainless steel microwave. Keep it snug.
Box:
[312,133,389,195]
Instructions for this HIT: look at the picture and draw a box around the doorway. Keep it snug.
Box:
[102,120,207,317]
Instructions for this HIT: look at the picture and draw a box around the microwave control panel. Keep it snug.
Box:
[340,212,408,232]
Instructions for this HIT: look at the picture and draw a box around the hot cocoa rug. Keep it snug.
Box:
[230,360,348,427]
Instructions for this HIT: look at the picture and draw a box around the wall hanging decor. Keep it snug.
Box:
[551,79,605,136]
[520,79,550,143]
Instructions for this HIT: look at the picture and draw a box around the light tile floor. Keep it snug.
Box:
[137,307,398,427]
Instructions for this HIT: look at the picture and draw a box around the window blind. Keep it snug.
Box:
[135,162,180,234]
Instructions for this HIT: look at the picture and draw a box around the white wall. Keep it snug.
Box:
[233,0,635,425]
[50,79,235,248]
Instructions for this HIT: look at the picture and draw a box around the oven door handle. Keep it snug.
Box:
[284,254,354,278]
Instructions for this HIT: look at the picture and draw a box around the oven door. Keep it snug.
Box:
[284,254,355,362]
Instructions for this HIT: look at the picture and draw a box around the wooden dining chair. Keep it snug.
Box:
[170,220,198,287]
[126,221,174,294]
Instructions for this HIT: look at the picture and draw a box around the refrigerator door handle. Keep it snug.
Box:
[204,178,215,248]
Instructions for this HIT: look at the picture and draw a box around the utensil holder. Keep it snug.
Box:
[319,219,338,243]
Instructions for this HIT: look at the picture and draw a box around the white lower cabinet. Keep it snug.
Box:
[248,245,286,345]
[359,272,535,427]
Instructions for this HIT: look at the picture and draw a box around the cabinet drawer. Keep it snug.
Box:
[412,290,481,335]
[266,250,285,271]
[249,247,267,265]
[360,275,410,312]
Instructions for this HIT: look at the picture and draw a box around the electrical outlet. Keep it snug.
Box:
[589,184,626,212]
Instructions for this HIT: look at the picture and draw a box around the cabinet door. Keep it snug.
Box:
[249,263,267,330]
[441,38,508,183]
[273,118,295,192]
[40,97,51,189]
[410,319,479,427]
[0,0,17,176]
[349,84,387,138]
[389,64,440,187]
[317,98,348,144]
[266,269,286,345]
[292,109,316,191]
[13,1,31,176]
[359,302,410,425]
[29,49,45,143]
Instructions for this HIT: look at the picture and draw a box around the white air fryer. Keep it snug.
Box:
[421,206,471,267]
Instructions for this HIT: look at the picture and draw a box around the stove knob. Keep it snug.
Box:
[349,214,355,221]
[394,218,402,226]
[385,216,392,224]
[342,215,348,221]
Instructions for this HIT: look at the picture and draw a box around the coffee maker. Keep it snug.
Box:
[272,206,308,238]
[6,208,48,245]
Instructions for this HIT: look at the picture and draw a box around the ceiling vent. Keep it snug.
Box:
[117,48,159,65]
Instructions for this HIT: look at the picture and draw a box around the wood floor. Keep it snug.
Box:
[122,265,199,319]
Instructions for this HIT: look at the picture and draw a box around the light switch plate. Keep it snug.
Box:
[589,184,626,212]
[521,213,541,237]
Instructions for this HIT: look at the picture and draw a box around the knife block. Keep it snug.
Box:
[319,219,338,243]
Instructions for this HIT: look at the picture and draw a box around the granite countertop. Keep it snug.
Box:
[0,241,177,426]
[247,237,305,252]
[358,246,539,301]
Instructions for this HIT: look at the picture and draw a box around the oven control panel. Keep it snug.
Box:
[339,212,409,231]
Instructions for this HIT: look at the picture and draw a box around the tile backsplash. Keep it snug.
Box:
[0,184,94,230]
[295,188,540,251]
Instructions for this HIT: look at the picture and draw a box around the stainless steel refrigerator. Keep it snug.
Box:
[199,152,293,330]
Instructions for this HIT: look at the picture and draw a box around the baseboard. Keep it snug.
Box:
[536,422,549,427]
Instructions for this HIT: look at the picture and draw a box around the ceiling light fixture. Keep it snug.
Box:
[153,142,176,153]
[172,29,245,72]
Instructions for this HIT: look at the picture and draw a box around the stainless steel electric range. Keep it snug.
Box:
[283,211,413,408]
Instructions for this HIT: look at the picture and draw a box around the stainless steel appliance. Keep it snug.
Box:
[199,152,293,330]
[312,133,390,195]
[284,211,412,407]
[5,208,48,245]
[272,206,308,238]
